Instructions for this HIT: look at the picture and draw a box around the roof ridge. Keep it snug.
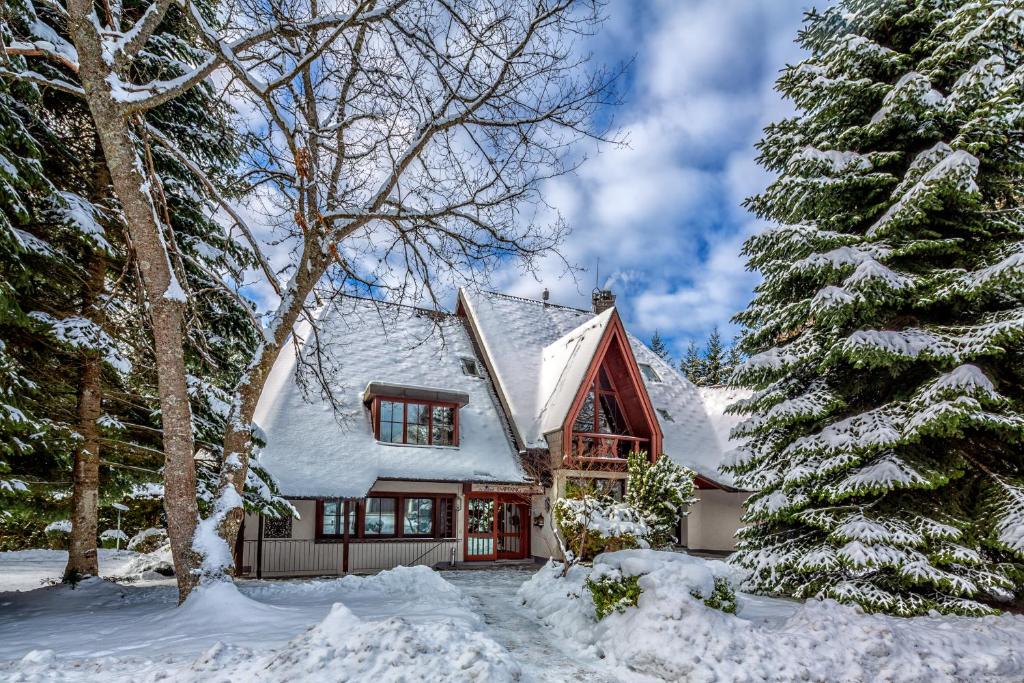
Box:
[335,292,454,319]
[479,288,592,314]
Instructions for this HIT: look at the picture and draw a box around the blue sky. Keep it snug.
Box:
[490,0,817,360]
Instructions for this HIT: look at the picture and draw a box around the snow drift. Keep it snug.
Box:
[519,550,1024,682]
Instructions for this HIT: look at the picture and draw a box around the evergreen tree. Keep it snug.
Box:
[648,330,672,363]
[681,340,706,385]
[703,327,726,385]
[728,0,1024,615]
[725,339,744,382]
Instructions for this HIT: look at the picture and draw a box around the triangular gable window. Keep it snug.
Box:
[564,323,660,467]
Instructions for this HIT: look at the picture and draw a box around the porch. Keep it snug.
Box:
[238,536,461,579]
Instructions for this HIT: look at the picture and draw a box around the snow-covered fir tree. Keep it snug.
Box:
[648,330,672,362]
[681,340,706,385]
[703,328,726,385]
[728,0,1024,615]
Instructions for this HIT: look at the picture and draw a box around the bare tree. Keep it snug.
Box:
[4,0,616,599]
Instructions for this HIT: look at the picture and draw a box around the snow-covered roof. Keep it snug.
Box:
[253,297,524,498]
[460,290,734,485]
[537,308,615,436]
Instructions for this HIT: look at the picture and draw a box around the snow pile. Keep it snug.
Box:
[179,601,520,682]
[556,497,651,539]
[520,550,1024,682]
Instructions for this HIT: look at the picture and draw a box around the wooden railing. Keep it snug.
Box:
[240,537,460,578]
[565,432,648,467]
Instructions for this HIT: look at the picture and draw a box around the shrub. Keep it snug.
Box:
[99,529,129,549]
[625,452,697,548]
[587,573,641,619]
[128,527,167,553]
[553,497,647,562]
[692,575,737,614]
[43,519,71,550]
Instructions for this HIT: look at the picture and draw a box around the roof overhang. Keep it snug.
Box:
[361,382,470,407]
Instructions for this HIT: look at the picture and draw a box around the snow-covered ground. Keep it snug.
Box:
[3,549,1023,682]
[520,550,1024,682]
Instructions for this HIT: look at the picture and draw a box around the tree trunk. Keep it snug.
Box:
[67,6,200,601]
[63,245,106,581]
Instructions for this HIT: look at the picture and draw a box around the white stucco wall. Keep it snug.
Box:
[683,489,748,552]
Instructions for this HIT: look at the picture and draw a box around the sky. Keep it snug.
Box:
[488,0,817,360]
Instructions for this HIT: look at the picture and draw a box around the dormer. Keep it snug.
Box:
[362,382,470,447]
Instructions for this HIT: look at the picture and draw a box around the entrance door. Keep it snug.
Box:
[465,495,529,561]
[465,497,496,560]
[497,502,526,558]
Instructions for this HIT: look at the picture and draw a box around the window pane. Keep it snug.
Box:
[408,424,428,445]
[347,504,357,535]
[404,498,434,535]
[381,401,399,422]
[364,497,396,535]
[432,406,454,445]
[573,392,595,432]
[323,501,339,535]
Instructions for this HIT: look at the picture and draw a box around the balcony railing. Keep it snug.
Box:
[565,432,648,467]
[239,537,460,579]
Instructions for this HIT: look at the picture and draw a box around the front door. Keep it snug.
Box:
[497,501,525,558]
[464,495,529,561]
[466,497,496,560]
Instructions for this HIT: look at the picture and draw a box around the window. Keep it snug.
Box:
[364,497,397,535]
[638,363,662,383]
[320,500,356,537]
[379,400,405,444]
[374,398,459,446]
[403,498,434,536]
[573,368,631,436]
[460,357,483,377]
[318,494,456,540]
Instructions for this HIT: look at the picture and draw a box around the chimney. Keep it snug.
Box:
[542,288,550,304]
[592,288,615,314]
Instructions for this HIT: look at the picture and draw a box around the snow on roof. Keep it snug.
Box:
[628,342,735,488]
[537,308,615,436]
[460,290,734,485]
[253,296,524,498]
[698,386,754,459]
[459,290,595,448]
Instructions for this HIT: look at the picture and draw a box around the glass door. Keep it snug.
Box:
[496,502,524,558]
[465,497,496,560]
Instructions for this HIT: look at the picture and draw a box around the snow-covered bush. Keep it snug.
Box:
[625,452,697,547]
[99,529,128,549]
[585,550,738,620]
[43,520,71,550]
[553,497,649,562]
[128,527,167,553]
[586,573,641,619]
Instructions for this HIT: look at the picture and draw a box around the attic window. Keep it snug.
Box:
[638,363,662,383]
[656,408,674,423]
[374,398,459,447]
[461,357,483,378]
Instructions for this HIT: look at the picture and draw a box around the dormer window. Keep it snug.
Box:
[461,357,484,377]
[376,399,458,446]
[638,363,662,383]
[363,382,469,448]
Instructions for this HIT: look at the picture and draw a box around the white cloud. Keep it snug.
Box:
[489,0,811,351]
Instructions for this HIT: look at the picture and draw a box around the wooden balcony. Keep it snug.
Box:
[563,432,649,470]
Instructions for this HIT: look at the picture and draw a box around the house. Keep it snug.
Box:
[238,288,748,577]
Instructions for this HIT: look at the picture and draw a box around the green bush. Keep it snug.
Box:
[553,497,645,562]
[587,574,642,619]
[625,452,698,548]
[691,576,737,614]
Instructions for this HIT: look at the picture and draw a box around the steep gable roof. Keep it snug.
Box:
[537,307,615,436]
[253,296,524,498]
[459,289,735,486]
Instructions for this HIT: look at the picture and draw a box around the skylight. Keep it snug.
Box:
[460,357,484,378]
[656,408,674,423]
[638,363,662,383]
